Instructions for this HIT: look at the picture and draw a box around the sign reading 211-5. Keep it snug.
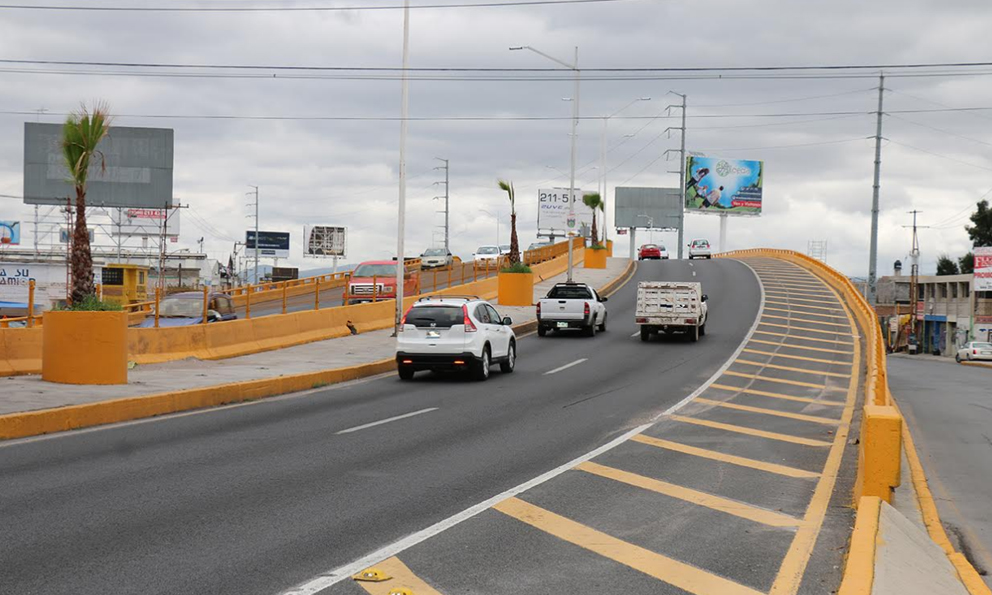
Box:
[537,188,594,232]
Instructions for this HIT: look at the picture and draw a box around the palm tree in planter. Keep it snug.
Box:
[497,179,527,270]
[582,191,604,246]
[495,179,533,307]
[62,102,112,305]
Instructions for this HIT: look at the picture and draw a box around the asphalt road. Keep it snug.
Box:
[0,259,760,595]
[888,355,992,587]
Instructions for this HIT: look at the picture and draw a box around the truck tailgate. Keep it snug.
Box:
[636,287,701,320]
[539,299,586,320]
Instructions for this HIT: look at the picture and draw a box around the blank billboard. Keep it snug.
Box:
[614,187,682,229]
[23,122,174,208]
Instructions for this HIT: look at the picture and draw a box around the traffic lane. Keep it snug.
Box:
[0,259,758,595]
[888,355,992,584]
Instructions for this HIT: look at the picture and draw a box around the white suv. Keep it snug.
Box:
[688,239,712,259]
[396,296,516,381]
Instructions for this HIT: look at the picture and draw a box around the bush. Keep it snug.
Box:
[590,243,608,250]
[500,262,532,274]
[54,294,123,312]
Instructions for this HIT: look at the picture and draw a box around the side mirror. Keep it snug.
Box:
[701,295,709,302]
[207,309,221,322]
[502,316,512,326]
[601,296,609,302]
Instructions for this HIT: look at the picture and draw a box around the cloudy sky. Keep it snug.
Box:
[1,0,991,277]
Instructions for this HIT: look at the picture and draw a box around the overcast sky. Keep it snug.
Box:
[1,0,991,276]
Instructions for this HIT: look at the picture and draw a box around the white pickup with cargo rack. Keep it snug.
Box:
[635,281,708,342]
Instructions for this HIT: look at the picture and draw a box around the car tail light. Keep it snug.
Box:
[636,317,647,323]
[686,318,696,324]
[536,302,542,318]
[402,359,413,364]
[584,302,590,317]
[975,349,979,355]
[462,304,477,332]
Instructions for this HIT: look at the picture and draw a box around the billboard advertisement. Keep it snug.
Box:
[538,188,594,236]
[305,225,346,257]
[0,262,102,307]
[59,227,95,243]
[975,246,992,292]
[111,208,180,238]
[246,231,291,259]
[685,156,763,215]
[0,221,20,245]
[23,122,174,208]
[614,187,682,229]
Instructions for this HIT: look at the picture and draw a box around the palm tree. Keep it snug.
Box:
[62,102,111,304]
[497,179,520,264]
[582,191,603,245]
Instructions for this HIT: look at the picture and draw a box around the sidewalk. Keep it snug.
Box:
[0,258,632,418]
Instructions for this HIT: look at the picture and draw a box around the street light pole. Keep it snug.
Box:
[395,0,410,335]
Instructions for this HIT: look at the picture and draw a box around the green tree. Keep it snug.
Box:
[936,254,959,275]
[62,103,111,304]
[497,179,520,264]
[582,192,604,245]
[959,252,974,274]
[965,199,992,247]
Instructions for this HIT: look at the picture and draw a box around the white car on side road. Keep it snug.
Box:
[474,245,502,264]
[688,239,712,259]
[956,341,992,363]
[396,296,516,381]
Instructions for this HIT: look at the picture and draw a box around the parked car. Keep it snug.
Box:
[956,341,992,363]
[137,292,237,327]
[499,244,511,255]
[688,239,712,259]
[421,247,453,270]
[343,261,419,306]
[396,296,516,381]
[638,244,668,260]
[527,241,552,252]
[474,245,502,264]
[536,282,607,337]
[636,281,708,342]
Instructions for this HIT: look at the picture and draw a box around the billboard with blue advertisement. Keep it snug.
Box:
[685,156,763,215]
[0,221,20,245]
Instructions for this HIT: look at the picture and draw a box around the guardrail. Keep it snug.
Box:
[719,248,902,505]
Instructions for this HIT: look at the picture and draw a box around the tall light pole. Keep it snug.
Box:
[668,91,687,260]
[480,209,501,245]
[601,97,650,248]
[511,44,579,281]
[868,73,885,305]
[246,185,259,283]
[395,0,410,335]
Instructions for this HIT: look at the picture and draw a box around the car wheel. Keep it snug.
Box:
[585,320,597,337]
[690,325,699,342]
[699,323,706,337]
[640,327,650,342]
[473,346,491,381]
[537,325,547,337]
[500,341,516,373]
[955,354,962,363]
[598,313,607,332]
[398,366,415,380]
[707,255,712,259]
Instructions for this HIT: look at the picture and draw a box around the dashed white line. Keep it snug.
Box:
[631,331,641,337]
[335,408,439,435]
[544,358,588,375]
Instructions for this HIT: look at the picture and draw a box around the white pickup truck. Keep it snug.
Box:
[635,281,708,342]
[536,282,608,337]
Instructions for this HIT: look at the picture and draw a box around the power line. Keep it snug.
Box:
[887,113,992,149]
[886,138,992,173]
[0,0,628,11]
[694,87,876,108]
[693,137,868,153]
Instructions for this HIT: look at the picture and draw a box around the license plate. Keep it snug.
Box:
[426,330,441,338]
[983,351,992,355]
[556,322,569,328]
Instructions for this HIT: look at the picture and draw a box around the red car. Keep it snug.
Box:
[343,260,420,305]
[638,244,668,260]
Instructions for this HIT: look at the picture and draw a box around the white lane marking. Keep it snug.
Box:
[543,358,588,376]
[653,258,766,419]
[280,421,653,595]
[277,258,769,595]
[631,331,640,337]
[335,408,438,435]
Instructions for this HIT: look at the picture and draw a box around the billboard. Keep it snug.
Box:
[0,262,102,307]
[59,227,95,243]
[305,225,346,257]
[111,208,180,238]
[685,156,763,215]
[246,230,290,259]
[975,246,992,292]
[23,122,174,208]
[614,187,682,229]
[0,221,20,245]
[538,188,594,236]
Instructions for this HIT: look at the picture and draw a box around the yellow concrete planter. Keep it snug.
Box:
[42,311,128,385]
[498,272,534,306]
[584,247,608,269]
[606,239,614,256]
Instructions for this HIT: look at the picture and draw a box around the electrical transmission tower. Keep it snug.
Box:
[433,158,449,250]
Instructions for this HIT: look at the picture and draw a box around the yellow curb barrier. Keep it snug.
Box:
[837,496,881,595]
[960,360,992,369]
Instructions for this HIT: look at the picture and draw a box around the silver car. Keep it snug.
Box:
[956,341,992,363]
[421,247,453,269]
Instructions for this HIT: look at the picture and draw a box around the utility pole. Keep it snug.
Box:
[247,185,259,284]
[868,73,885,305]
[666,92,687,259]
[395,0,411,335]
[434,158,449,251]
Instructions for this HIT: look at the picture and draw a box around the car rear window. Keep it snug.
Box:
[547,285,593,299]
[407,306,463,328]
[974,342,992,349]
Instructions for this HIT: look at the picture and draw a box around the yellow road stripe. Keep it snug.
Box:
[764,300,846,313]
[734,358,852,378]
[749,338,854,354]
[742,348,852,366]
[762,295,840,306]
[670,415,831,447]
[763,307,848,320]
[695,398,842,426]
[494,497,765,595]
[578,461,804,527]
[769,266,861,595]
[723,370,844,391]
[753,331,854,346]
[710,383,845,407]
[354,557,443,595]
[762,314,855,329]
[760,323,855,337]
[631,434,820,479]
[762,281,829,290]
[764,290,835,299]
